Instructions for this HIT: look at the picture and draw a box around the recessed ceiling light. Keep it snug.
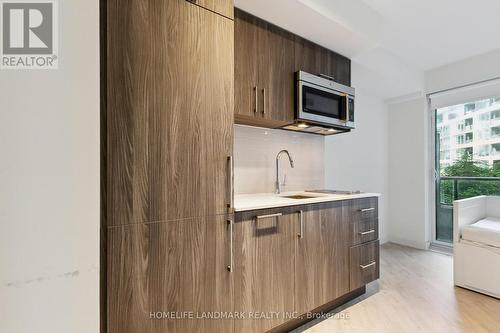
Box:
[327,128,336,132]
[297,123,309,128]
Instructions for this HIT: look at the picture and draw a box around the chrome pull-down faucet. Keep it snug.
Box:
[275,150,294,194]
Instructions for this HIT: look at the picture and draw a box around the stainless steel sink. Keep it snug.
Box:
[282,194,323,200]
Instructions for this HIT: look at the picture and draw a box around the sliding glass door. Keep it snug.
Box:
[435,97,500,243]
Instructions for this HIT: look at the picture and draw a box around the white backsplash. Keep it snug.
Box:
[234,125,325,194]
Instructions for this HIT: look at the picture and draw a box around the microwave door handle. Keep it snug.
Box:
[344,94,349,123]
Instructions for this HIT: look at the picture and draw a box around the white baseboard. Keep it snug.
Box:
[387,236,430,250]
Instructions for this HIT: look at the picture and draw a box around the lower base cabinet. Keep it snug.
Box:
[295,202,350,314]
[233,207,297,333]
[107,198,379,333]
[107,215,233,333]
[349,240,380,291]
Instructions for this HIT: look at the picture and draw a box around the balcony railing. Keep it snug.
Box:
[439,176,500,204]
[436,176,500,243]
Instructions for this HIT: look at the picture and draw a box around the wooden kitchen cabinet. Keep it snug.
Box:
[294,36,351,86]
[233,207,298,333]
[192,0,234,19]
[295,202,350,314]
[106,0,234,226]
[349,240,380,291]
[346,197,379,246]
[107,215,234,333]
[234,9,352,129]
[234,9,295,128]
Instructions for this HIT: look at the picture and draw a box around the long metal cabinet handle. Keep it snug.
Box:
[346,94,350,122]
[262,88,266,114]
[298,210,304,238]
[254,86,258,113]
[227,219,233,272]
[358,207,375,212]
[359,230,375,235]
[227,156,234,212]
[360,261,376,270]
[255,212,282,220]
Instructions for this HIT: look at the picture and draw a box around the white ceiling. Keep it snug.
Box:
[234,0,500,99]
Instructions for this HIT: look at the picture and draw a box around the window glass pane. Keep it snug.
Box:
[435,97,500,243]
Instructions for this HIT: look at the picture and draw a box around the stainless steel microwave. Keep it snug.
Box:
[296,71,355,130]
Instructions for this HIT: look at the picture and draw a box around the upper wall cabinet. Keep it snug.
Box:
[234,9,295,128]
[234,9,351,129]
[106,0,234,226]
[189,0,234,19]
[294,36,351,86]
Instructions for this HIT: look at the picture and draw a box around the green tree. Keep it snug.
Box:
[442,152,490,177]
[439,152,500,204]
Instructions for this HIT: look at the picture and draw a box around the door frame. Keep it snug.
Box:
[427,96,453,249]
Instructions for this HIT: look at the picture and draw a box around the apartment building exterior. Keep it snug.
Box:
[437,97,500,170]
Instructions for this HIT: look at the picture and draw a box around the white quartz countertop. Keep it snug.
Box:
[234,191,381,212]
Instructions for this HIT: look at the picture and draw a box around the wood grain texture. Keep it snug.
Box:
[234,9,351,130]
[234,9,260,118]
[106,0,234,226]
[193,0,233,19]
[234,113,293,129]
[295,202,350,314]
[234,207,298,333]
[100,0,108,330]
[261,23,295,124]
[234,9,295,127]
[345,197,379,224]
[349,217,378,246]
[294,36,351,86]
[107,215,234,333]
[349,240,380,291]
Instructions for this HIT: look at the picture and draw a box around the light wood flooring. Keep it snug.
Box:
[296,243,500,333]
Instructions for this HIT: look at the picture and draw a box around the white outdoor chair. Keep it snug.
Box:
[453,195,500,298]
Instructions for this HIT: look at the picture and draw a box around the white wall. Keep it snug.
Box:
[425,49,500,94]
[324,62,390,244]
[387,97,430,249]
[384,49,500,249]
[0,1,100,332]
[234,125,324,194]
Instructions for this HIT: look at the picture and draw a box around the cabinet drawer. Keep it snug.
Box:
[346,197,378,223]
[349,240,379,290]
[350,218,378,246]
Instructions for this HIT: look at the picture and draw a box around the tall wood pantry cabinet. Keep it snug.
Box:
[103,0,235,332]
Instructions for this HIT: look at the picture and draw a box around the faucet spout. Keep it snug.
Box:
[275,150,294,194]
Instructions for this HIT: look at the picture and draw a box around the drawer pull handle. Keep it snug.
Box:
[359,230,375,236]
[256,213,282,220]
[359,208,375,212]
[360,261,376,270]
[254,86,258,113]
[298,210,304,239]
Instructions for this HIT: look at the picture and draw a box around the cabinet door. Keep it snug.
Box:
[192,0,234,19]
[295,202,350,314]
[234,10,260,119]
[294,36,330,77]
[107,215,234,333]
[259,23,295,124]
[234,208,297,332]
[107,0,233,226]
[234,10,295,127]
[294,36,351,86]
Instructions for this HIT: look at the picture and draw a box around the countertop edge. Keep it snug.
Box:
[234,193,380,212]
